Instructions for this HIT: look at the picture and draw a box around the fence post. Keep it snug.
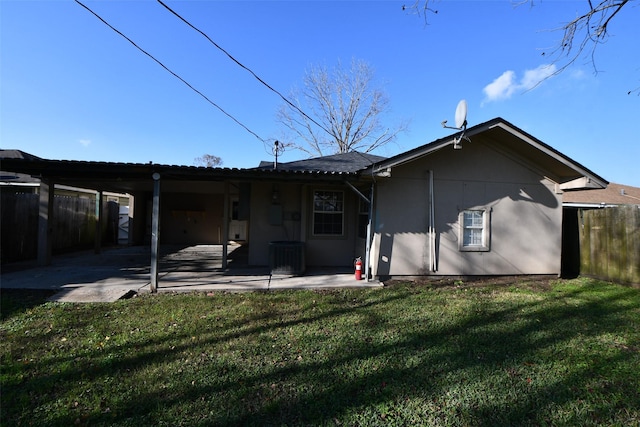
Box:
[150,173,161,293]
[37,179,54,266]
[95,190,103,254]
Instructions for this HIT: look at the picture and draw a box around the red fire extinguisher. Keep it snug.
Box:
[355,257,362,280]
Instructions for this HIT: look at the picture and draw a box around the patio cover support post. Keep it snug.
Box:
[150,173,161,293]
[37,178,54,266]
[344,181,373,281]
[365,183,375,281]
[94,190,103,254]
[222,180,229,269]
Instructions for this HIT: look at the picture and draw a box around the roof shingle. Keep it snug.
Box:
[255,151,386,174]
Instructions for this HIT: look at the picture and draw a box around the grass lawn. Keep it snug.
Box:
[1,277,639,426]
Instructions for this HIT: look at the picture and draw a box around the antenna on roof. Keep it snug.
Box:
[272,140,285,169]
[441,99,471,149]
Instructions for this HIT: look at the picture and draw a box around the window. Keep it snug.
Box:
[313,190,343,236]
[459,209,490,251]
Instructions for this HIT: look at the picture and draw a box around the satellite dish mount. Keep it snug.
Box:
[441,99,471,149]
[272,140,285,169]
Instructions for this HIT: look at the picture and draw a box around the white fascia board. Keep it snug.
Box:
[559,177,605,190]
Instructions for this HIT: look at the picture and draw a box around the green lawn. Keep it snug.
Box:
[1,277,639,426]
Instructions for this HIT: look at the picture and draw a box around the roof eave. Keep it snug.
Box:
[486,121,608,189]
[363,118,608,189]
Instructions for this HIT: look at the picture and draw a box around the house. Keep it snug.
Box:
[1,117,607,285]
[563,182,640,208]
[359,118,607,278]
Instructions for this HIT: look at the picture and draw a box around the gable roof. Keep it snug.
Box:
[256,151,386,173]
[563,182,640,207]
[362,117,608,190]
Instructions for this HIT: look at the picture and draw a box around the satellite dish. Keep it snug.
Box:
[440,99,471,149]
[454,99,468,129]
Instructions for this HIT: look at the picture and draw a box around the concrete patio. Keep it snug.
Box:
[0,244,381,302]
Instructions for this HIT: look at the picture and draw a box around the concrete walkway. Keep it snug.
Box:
[0,244,381,302]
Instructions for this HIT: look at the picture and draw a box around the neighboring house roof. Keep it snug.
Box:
[0,149,42,161]
[362,117,608,190]
[0,171,40,185]
[563,182,640,207]
[1,150,42,184]
[256,151,386,173]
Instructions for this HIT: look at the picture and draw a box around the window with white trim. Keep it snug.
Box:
[313,190,344,236]
[459,209,490,251]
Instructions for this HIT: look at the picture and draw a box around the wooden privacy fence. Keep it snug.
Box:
[1,193,119,264]
[580,205,640,285]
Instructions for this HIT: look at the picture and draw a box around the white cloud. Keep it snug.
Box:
[482,64,557,104]
[569,68,586,80]
[520,64,557,90]
[79,139,91,147]
[483,70,517,102]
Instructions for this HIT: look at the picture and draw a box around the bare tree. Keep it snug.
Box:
[403,0,638,94]
[538,0,635,90]
[277,59,408,157]
[194,154,222,167]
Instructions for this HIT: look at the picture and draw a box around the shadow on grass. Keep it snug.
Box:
[0,289,57,321]
[2,279,639,426]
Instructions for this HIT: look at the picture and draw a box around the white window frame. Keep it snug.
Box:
[459,209,490,252]
[312,190,344,236]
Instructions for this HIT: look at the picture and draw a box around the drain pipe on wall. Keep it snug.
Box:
[428,170,437,272]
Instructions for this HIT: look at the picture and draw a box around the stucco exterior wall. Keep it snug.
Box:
[248,181,304,265]
[248,182,360,267]
[304,184,360,267]
[372,138,562,277]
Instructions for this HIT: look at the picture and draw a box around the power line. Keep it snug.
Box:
[74,0,267,143]
[156,0,333,138]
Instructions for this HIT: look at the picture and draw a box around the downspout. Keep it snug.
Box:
[428,170,437,272]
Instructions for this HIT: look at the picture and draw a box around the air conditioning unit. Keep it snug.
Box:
[269,241,305,275]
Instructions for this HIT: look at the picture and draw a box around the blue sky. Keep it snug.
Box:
[2,0,638,186]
